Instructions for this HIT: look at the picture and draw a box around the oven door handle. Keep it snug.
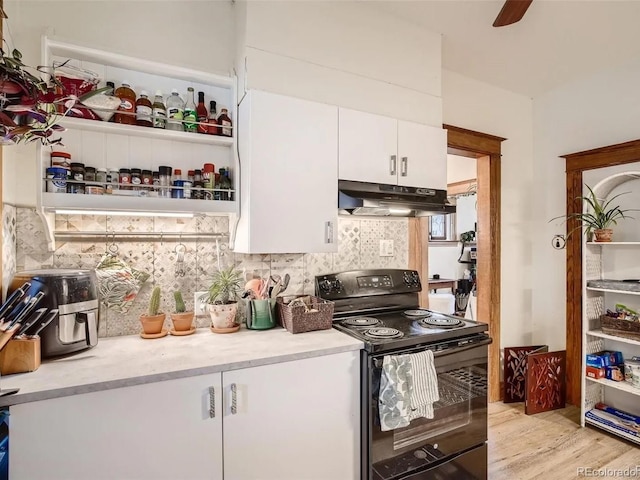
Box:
[372,336,492,367]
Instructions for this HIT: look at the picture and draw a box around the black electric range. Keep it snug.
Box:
[316,268,488,353]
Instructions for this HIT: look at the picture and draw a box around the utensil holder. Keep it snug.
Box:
[0,336,41,375]
[246,299,276,330]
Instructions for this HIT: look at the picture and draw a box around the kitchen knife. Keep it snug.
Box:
[27,309,58,337]
[1,295,31,331]
[6,292,45,331]
[0,282,31,321]
[16,308,48,337]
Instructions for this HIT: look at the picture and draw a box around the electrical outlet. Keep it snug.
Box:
[194,291,209,317]
[379,239,394,257]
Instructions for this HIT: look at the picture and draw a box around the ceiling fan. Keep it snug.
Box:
[493,0,533,27]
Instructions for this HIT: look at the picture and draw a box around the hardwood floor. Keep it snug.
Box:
[488,402,640,479]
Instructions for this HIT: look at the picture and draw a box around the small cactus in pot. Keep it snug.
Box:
[139,286,166,335]
[171,290,194,333]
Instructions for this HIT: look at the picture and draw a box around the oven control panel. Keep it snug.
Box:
[315,269,421,299]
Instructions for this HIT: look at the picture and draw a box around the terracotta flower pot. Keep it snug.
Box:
[171,311,194,331]
[208,303,239,331]
[594,228,613,242]
[139,313,166,334]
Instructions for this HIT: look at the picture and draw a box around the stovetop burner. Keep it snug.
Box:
[404,309,432,318]
[342,317,380,327]
[363,327,404,339]
[417,316,465,329]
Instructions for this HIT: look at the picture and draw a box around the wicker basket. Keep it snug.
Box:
[601,315,640,341]
[276,296,334,334]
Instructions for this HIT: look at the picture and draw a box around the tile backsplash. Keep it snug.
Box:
[5,205,408,337]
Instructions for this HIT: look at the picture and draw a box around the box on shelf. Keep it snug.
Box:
[586,366,605,379]
[605,365,625,382]
[586,403,640,438]
[586,350,624,368]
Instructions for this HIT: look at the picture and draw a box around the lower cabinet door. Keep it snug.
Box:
[10,373,223,480]
[223,351,360,480]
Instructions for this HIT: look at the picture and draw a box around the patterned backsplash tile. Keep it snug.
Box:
[8,207,409,337]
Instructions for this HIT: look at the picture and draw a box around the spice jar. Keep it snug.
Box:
[142,169,153,187]
[119,168,131,190]
[96,168,108,185]
[159,166,172,198]
[109,168,120,191]
[84,166,96,182]
[130,168,142,191]
[50,151,71,171]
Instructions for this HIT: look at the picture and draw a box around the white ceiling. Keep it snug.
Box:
[371,0,640,98]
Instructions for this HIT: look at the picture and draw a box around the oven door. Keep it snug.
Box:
[366,336,491,480]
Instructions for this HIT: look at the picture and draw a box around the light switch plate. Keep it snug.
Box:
[379,239,394,257]
[194,291,209,317]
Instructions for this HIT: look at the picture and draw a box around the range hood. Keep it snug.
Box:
[338,180,455,217]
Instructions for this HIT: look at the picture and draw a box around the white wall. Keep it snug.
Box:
[2,0,236,206]
[447,154,476,184]
[238,1,443,126]
[533,56,640,351]
[442,69,534,349]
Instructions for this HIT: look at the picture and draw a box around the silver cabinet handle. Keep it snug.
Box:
[390,155,397,176]
[325,221,334,244]
[230,383,237,415]
[401,157,408,177]
[208,386,215,418]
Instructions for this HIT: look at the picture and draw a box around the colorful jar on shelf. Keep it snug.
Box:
[46,167,67,193]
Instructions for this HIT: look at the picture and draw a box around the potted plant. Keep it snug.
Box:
[139,286,166,337]
[552,185,635,242]
[207,265,243,333]
[170,291,195,334]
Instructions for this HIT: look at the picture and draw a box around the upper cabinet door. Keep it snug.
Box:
[338,108,398,185]
[397,121,447,190]
[235,90,338,253]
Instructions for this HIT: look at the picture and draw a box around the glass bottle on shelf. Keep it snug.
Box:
[152,90,166,129]
[166,89,185,131]
[217,107,232,137]
[207,100,219,135]
[183,87,197,133]
[193,169,203,200]
[219,168,231,201]
[114,81,136,125]
[196,92,208,134]
[135,91,153,127]
[213,172,221,201]
[203,163,215,200]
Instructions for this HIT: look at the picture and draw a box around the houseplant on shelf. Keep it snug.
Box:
[552,185,635,242]
[207,265,243,333]
[170,290,195,334]
[139,286,166,338]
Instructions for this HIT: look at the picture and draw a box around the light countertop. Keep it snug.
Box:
[0,326,362,407]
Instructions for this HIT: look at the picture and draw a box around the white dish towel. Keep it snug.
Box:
[379,350,440,432]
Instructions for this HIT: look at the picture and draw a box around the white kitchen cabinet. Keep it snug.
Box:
[9,351,360,480]
[234,90,338,253]
[223,351,360,480]
[10,373,224,480]
[37,37,239,250]
[338,107,447,190]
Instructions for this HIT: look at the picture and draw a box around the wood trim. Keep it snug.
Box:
[447,179,477,197]
[562,139,640,406]
[444,124,506,157]
[477,154,501,402]
[0,0,4,298]
[410,125,505,402]
[408,218,430,308]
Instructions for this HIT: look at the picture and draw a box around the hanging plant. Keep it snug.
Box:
[0,47,106,146]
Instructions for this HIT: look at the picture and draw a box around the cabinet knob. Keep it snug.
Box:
[208,386,215,418]
[401,157,408,177]
[390,155,397,176]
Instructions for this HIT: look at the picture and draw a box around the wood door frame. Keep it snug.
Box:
[409,125,505,402]
[562,138,640,405]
